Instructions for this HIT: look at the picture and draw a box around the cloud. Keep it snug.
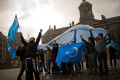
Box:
[0,0,120,39]
[19,13,30,20]
[91,0,120,18]
[0,0,14,12]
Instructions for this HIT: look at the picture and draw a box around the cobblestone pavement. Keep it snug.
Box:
[0,60,120,80]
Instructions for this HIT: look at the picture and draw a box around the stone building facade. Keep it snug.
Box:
[7,32,23,68]
[0,31,8,69]
[0,31,23,69]
[42,0,120,48]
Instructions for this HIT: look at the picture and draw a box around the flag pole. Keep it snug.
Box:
[19,26,21,32]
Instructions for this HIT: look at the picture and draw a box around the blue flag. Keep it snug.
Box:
[56,42,85,66]
[107,40,120,52]
[7,42,16,59]
[8,15,19,42]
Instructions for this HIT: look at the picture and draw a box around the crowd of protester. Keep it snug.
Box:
[17,29,118,80]
[37,29,118,76]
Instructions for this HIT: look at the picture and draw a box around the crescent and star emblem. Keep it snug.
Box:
[66,47,79,57]
[8,47,11,51]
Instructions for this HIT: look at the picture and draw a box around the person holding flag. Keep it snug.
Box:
[20,29,43,80]
[80,35,98,74]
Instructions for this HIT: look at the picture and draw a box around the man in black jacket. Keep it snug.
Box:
[20,29,43,80]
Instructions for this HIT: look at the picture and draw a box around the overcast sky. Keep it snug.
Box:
[0,0,120,39]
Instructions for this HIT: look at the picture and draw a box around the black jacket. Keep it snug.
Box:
[38,51,44,63]
[20,32,41,58]
[81,38,95,54]
[52,48,58,60]
[52,43,59,60]
[109,46,116,55]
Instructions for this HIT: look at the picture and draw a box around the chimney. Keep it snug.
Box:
[54,25,56,30]
[28,34,30,40]
[101,15,106,20]
[49,25,51,29]
[70,23,72,27]
[72,21,75,26]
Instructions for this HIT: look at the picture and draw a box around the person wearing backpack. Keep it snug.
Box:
[16,46,26,80]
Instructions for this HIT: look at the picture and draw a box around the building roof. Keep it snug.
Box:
[106,16,120,24]
[53,26,70,34]
[43,26,70,36]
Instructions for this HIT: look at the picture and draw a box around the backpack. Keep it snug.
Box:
[16,46,26,57]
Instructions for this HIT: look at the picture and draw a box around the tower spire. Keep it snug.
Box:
[79,0,94,22]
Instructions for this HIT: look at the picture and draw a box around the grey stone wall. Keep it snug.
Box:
[108,22,120,47]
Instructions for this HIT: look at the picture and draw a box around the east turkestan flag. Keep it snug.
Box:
[8,15,19,42]
[56,42,85,66]
[7,42,16,59]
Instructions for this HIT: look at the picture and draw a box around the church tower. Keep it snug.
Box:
[78,0,94,22]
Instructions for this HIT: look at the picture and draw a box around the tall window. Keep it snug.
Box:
[0,55,2,59]
[0,47,1,53]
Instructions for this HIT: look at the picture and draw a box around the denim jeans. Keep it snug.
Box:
[52,60,60,73]
[75,62,80,73]
[88,53,97,73]
[17,61,25,80]
[97,53,108,74]
[38,62,47,73]
[110,53,117,67]
[46,60,51,73]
